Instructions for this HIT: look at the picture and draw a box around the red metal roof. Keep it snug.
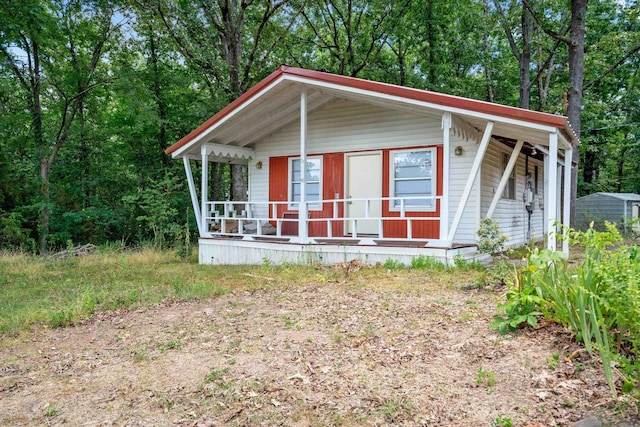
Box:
[165,65,574,155]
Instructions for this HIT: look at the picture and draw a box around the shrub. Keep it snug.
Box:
[477,218,507,256]
[525,223,640,397]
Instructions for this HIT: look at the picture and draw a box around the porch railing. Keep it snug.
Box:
[201,196,441,243]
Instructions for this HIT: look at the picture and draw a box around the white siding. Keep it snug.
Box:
[249,99,443,217]
[480,140,545,247]
[447,132,481,244]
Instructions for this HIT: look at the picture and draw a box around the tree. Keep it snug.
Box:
[149,0,295,203]
[0,0,118,252]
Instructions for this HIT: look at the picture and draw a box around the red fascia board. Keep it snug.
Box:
[166,65,571,155]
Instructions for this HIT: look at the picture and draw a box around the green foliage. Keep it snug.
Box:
[477,218,508,256]
[122,174,184,248]
[383,258,404,270]
[411,255,446,271]
[476,367,497,392]
[493,414,513,427]
[491,264,544,334]
[0,210,34,250]
[0,0,638,252]
[524,223,640,396]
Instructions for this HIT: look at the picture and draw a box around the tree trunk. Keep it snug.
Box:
[148,26,169,166]
[39,159,50,254]
[426,0,436,88]
[582,148,596,184]
[519,7,533,109]
[616,145,626,193]
[567,0,587,226]
[483,1,494,102]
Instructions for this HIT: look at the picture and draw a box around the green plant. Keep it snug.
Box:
[527,223,640,396]
[158,340,181,353]
[546,352,560,370]
[205,367,229,383]
[476,367,497,390]
[477,218,508,256]
[44,404,57,417]
[383,258,403,270]
[490,265,543,334]
[410,255,445,271]
[494,414,513,427]
[477,259,512,288]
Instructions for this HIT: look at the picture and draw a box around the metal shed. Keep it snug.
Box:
[576,192,640,234]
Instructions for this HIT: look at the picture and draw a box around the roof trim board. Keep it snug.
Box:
[166,65,578,157]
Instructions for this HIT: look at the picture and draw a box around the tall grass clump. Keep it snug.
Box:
[516,223,639,397]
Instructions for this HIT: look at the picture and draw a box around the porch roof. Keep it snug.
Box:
[165,65,579,159]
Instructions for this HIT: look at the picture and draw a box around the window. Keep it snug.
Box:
[289,157,322,210]
[390,149,436,211]
[502,153,516,200]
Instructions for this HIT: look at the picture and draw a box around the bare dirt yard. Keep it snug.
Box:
[1,267,638,426]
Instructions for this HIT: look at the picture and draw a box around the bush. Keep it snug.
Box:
[525,223,640,397]
[477,218,507,256]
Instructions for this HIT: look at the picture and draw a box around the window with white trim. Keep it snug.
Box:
[390,148,436,211]
[289,156,322,210]
[502,152,516,200]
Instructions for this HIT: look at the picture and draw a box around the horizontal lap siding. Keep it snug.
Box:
[252,99,442,158]
[481,140,545,247]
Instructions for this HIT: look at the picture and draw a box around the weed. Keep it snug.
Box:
[494,414,513,427]
[411,255,445,271]
[133,352,148,363]
[383,258,403,270]
[377,397,411,423]
[490,264,543,334]
[158,340,181,353]
[453,254,484,271]
[44,404,57,417]
[476,367,497,390]
[205,368,229,383]
[363,323,375,338]
[546,353,560,370]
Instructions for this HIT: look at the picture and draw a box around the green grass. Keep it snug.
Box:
[0,248,485,336]
[0,248,236,334]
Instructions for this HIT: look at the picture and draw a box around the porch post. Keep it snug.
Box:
[562,146,573,255]
[547,132,558,250]
[183,157,202,235]
[486,139,524,218]
[201,145,209,235]
[447,121,494,243]
[298,86,309,241]
[440,113,451,241]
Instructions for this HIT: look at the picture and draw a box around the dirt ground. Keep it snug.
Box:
[1,272,639,426]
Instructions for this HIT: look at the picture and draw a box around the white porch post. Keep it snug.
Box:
[486,139,524,218]
[183,157,202,235]
[298,86,309,241]
[547,132,558,250]
[201,145,209,235]
[448,121,494,243]
[440,113,451,241]
[562,146,573,255]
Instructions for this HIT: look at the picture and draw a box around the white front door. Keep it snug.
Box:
[346,152,382,235]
